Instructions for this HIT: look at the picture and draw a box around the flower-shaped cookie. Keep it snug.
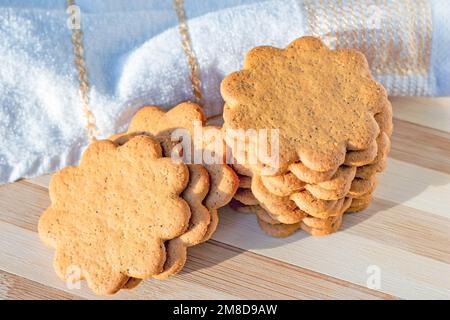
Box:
[126,102,238,211]
[221,36,390,174]
[38,136,191,295]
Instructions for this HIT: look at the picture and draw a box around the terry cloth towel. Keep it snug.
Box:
[0,0,449,184]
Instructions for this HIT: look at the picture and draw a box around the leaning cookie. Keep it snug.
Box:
[110,135,211,286]
[120,103,239,241]
[38,136,191,295]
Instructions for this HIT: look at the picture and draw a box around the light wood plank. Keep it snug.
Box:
[390,119,450,174]
[3,155,450,299]
[391,97,450,132]
[0,181,47,232]
[0,270,83,300]
[344,199,450,265]
[0,222,238,300]
[2,96,449,300]
[376,159,450,219]
[0,221,390,299]
[214,209,450,299]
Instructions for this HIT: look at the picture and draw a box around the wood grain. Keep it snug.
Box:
[1,97,449,300]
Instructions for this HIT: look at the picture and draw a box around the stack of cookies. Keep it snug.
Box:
[39,102,238,295]
[223,37,392,237]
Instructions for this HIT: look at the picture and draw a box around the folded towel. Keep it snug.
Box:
[0,0,449,184]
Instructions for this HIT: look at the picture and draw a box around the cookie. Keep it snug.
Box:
[231,163,253,177]
[126,102,238,210]
[124,102,239,241]
[233,188,259,206]
[346,192,374,213]
[301,215,343,237]
[260,172,305,197]
[229,199,259,214]
[355,132,390,179]
[302,198,351,228]
[302,214,340,230]
[200,208,219,242]
[347,198,372,213]
[123,165,213,286]
[153,164,211,279]
[349,176,378,197]
[304,181,351,201]
[288,162,338,184]
[231,201,283,225]
[257,218,301,238]
[314,166,356,190]
[111,133,217,266]
[254,206,282,225]
[375,102,393,137]
[222,36,389,174]
[289,190,348,219]
[344,140,378,166]
[203,163,239,210]
[238,175,252,188]
[251,174,306,224]
[38,136,191,295]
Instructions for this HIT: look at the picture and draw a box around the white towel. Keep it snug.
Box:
[0,0,449,184]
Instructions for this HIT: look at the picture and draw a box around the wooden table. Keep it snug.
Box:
[1,97,449,300]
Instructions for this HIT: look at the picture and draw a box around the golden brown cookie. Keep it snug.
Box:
[289,190,348,219]
[233,188,259,206]
[260,172,305,197]
[238,175,252,189]
[222,36,389,174]
[111,134,216,277]
[254,206,282,225]
[302,166,355,201]
[200,208,219,242]
[251,174,306,224]
[153,164,211,279]
[375,102,394,137]
[288,162,338,184]
[302,214,341,230]
[301,215,343,237]
[230,201,283,225]
[231,163,253,177]
[347,198,372,213]
[203,163,239,210]
[344,140,378,166]
[38,136,191,295]
[229,199,254,213]
[302,198,351,230]
[123,103,239,246]
[257,218,301,238]
[346,192,374,213]
[349,176,378,197]
[304,181,352,201]
[127,103,238,211]
[313,166,356,191]
[355,132,390,179]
